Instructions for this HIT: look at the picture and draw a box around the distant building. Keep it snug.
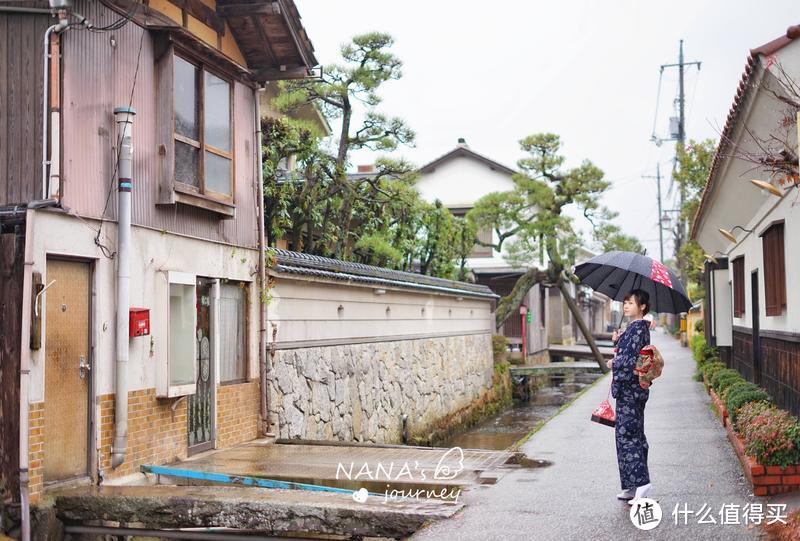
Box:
[415,139,551,358]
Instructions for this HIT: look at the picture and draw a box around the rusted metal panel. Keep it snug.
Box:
[0,13,48,206]
[44,259,90,482]
[0,216,25,501]
[62,0,258,248]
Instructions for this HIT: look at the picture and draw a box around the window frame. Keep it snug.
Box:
[159,271,198,398]
[732,256,745,318]
[172,52,235,205]
[760,221,786,317]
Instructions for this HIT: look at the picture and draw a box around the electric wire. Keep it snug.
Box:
[91,7,146,259]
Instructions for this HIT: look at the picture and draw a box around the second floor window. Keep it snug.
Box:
[174,56,232,200]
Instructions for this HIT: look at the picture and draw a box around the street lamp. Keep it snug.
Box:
[718,225,754,244]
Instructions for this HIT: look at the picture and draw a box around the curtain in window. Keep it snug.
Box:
[219,283,245,382]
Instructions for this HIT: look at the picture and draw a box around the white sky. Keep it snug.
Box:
[293,0,798,260]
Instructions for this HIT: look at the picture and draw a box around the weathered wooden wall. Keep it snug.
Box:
[0,12,51,205]
[0,215,25,501]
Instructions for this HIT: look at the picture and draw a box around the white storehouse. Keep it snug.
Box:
[692,25,800,416]
[414,139,551,359]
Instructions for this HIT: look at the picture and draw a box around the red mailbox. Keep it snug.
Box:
[129,307,150,337]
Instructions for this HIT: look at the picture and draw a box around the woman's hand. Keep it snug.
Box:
[606,358,613,369]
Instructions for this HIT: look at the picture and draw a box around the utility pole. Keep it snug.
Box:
[659,40,700,284]
[642,163,664,262]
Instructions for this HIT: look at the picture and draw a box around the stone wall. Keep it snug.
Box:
[267,333,494,443]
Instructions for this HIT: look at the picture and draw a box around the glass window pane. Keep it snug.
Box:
[204,152,231,195]
[174,57,198,140]
[204,71,231,152]
[175,141,199,187]
[220,283,246,382]
[170,283,195,386]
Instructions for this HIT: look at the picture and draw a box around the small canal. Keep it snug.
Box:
[436,368,605,451]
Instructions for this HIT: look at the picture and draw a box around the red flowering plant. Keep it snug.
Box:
[734,401,800,467]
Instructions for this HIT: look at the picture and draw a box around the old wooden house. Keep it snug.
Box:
[0,0,317,529]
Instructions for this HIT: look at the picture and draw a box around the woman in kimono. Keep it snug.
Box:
[606,289,652,505]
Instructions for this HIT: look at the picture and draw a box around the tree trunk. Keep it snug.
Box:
[558,280,609,373]
[494,267,548,330]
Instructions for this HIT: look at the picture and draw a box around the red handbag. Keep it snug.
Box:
[591,381,616,427]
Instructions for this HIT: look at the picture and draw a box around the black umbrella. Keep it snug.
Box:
[573,251,692,314]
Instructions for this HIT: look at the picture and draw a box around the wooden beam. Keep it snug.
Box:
[254,65,310,81]
[171,0,225,34]
[217,2,280,17]
[250,13,279,67]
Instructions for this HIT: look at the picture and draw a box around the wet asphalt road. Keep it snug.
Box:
[410,331,768,541]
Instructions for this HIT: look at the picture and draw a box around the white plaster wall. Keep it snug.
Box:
[711,268,733,347]
[267,277,494,344]
[415,155,524,272]
[28,210,259,402]
[723,190,798,333]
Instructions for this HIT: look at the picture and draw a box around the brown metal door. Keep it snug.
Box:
[44,259,90,482]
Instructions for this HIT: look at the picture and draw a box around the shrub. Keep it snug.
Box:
[716,373,746,397]
[725,384,772,424]
[710,368,743,394]
[738,405,800,467]
[701,361,726,382]
[735,400,777,436]
[694,319,704,333]
[690,334,706,363]
[722,380,759,402]
[492,335,508,364]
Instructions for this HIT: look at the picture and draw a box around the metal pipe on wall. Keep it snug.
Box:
[111,107,136,468]
[254,87,270,436]
[17,210,36,541]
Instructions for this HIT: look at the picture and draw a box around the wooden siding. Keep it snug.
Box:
[62,0,258,248]
[0,13,50,205]
[732,328,754,382]
[0,216,25,501]
[731,327,800,418]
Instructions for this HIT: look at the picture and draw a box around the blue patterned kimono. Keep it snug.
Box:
[612,318,650,490]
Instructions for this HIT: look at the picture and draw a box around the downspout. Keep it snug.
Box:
[15,7,69,539]
[42,11,69,200]
[17,210,35,541]
[111,107,135,468]
[254,86,269,436]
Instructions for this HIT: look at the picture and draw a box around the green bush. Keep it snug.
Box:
[492,334,508,364]
[727,388,772,424]
[710,368,743,393]
[701,361,726,382]
[694,319,704,333]
[690,334,707,363]
[724,380,760,400]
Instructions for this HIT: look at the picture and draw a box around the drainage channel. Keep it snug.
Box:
[437,369,604,451]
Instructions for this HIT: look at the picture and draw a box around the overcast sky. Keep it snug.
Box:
[293,0,797,261]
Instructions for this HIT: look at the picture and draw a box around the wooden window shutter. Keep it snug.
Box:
[762,223,786,316]
[732,257,745,318]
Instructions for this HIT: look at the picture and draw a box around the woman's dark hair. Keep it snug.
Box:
[624,289,650,316]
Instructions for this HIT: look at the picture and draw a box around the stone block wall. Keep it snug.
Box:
[267,333,494,443]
